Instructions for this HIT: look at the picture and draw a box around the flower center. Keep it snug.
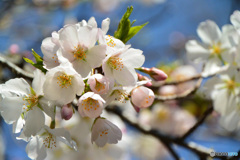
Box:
[108,56,124,71]
[57,73,73,88]
[43,133,56,149]
[23,94,38,111]
[106,35,116,47]
[82,98,99,111]
[112,90,128,103]
[95,79,105,92]
[73,44,87,60]
[100,129,109,137]
[226,80,236,91]
[157,108,169,121]
[211,44,222,55]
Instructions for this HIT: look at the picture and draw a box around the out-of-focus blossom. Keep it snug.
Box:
[203,66,240,116]
[158,85,178,96]
[141,103,196,136]
[170,65,198,94]
[24,125,77,160]
[93,0,120,13]
[91,117,122,147]
[9,44,19,54]
[186,20,236,77]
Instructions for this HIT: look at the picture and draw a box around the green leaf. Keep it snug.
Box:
[23,49,47,73]
[23,57,34,65]
[114,6,133,43]
[114,6,148,44]
[124,22,148,43]
[32,49,42,63]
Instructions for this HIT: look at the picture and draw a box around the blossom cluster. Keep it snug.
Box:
[186,10,240,131]
[0,16,167,159]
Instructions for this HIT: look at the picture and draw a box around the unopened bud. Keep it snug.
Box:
[149,67,168,81]
[131,86,155,109]
[61,104,73,120]
[140,67,168,81]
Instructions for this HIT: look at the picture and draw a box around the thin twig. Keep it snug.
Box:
[0,54,34,80]
[155,78,202,101]
[152,74,202,87]
[151,65,229,87]
[105,106,215,159]
[180,106,213,140]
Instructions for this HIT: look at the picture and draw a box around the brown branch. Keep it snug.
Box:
[105,106,216,159]
[0,54,34,80]
[180,106,213,140]
[152,74,202,87]
[155,78,202,101]
[151,65,229,87]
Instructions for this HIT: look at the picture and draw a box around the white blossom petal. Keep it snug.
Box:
[101,18,110,34]
[185,40,210,62]
[0,96,24,124]
[197,20,222,44]
[120,48,145,68]
[23,107,45,137]
[86,44,106,68]
[26,136,47,160]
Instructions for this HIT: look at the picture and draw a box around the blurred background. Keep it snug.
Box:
[0,0,240,160]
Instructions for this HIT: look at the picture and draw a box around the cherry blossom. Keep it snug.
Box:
[91,117,122,147]
[0,70,52,137]
[24,125,77,160]
[186,20,236,76]
[131,86,155,109]
[102,46,145,85]
[87,74,112,94]
[58,23,106,77]
[78,92,105,118]
[43,63,85,105]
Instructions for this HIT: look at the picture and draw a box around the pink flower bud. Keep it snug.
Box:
[149,67,168,81]
[61,104,73,120]
[9,44,19,55]
[140,67,167,81]
[131,86,155,109]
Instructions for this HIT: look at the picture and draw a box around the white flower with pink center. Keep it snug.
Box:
[102,46,145,86]
[91,117,122,147]
[78,92,105,118]
[87,74,112,94]
[43,63,84,105]
[131,86,155,109]
[58,23,106,77]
